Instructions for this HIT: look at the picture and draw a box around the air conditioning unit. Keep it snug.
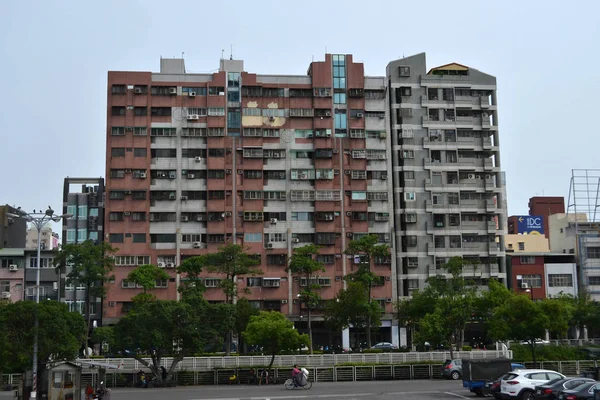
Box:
[187,174,195,179]
[267,243,274,249]
[281,299,288,304]
[169,87,177,95]
[272,153,280,158]
[385,276,391,281]
[270,218,278,224]
[108,301,116,307]
[269,116,275,122]
[225,169,232,174]
[9,265,18,272]
[333,149,339,154]
[134,87,143,94]
[193,242,202,248]
[225,211,232,217]
[381,175,388,180]
[485,174,492,179]
[326,131,332,137]
[292,238,300,243]
[521,282,529,289]
[346,211,352,217]
[188,91,196,97]
[325,111,332,117]
[166,263,175,269]
[334,169,340,175]
[181,196,188,201]
[125,190,132,195]
[344,170,351,175]
[346,232,353,238]
[356,112,364,118]
[139,172,147,179]
[379,132,387,139]
[467,174,475,179]
[125,169,132,173]
[237,170,243,174]
[195,156,202,162]
[181,215,189,222]
[385,298,393,303]
[1,292,10,299]
[187,114,200,120]
[158,262,165,268]
[123,211,131,216]
[378,114,385,119]
[378,154,386,159]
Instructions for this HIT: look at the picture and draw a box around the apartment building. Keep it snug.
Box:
[104,55,396,345]
[60,177,105,323]
[0,205,27,249]
[25,225,58,250]
[386,53,507,296]
[0,248,58,303]
[508,253,577,300]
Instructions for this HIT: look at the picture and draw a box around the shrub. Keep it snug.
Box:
[510,345,587,362]
[462,346,472,351]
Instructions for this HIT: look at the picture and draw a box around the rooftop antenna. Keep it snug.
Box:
[221,49,225,60]
[181,52,184,59]
[230,44,233,60]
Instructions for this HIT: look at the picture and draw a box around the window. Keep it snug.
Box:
[88,232,98,241]
[29,258,52,268]
[334,110,347,130]
[151,234,176,243]
[244,191,262,200]
[66,205,76,216]
[589,276,600,286]
[111,127,125,136]
[182,87,206,96]
[66,229,76,243]
[112,84,126,94]
[291,212,313,221]
[89,208,99,217]
[133,234,146,243]
[207,170,225,179]
[208,107,225,116]
[111,148,125,157]
[404,171,415,180]
[111,106,126,116]
[151,128,177,137]
[134,107,147,116]
[351,191,367,201]
[313,88,331,97]
[398,66,410,76]
[333,54,346,89]
[317,255,335,264]
[205,278,222,288]
[521,274,542,288]
[109,234,124,243]
[150,107,171,117]
[404,236,417,247]
[110,169,125,178]
[244,233,262,242]
[518,242,525,251]
[266,254,286,265]
[404,192,416,202]
[334,93,346,104]
[401,150,414,159]
[76,229,86,241]
[244,170,262,179]
[549,274,573,287]
[151,86,177,96]
[520,256,535,264]
[587,247,600,259]
[407,279,419,290]
[78,205,87,219]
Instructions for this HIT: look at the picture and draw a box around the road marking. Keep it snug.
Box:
[444,392,471,399]
[189,393,374,400]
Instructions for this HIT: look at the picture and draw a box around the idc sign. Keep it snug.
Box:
[516,215,544,234]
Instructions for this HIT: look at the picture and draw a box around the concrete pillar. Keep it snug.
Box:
[392,325,399,348]
[399,327,407,347]
[342,328,350,349]
[584,326,589,340]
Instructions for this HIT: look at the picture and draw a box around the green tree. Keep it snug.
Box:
[344,234,389,348]
[127,264,170,303]
[91,326,115,356]
[488,294,550,366]
[53,240,116,347]
[325,282,382,349]
[539,297,572,339]
[234,298,259,354]
[408,257,478,357]
[114,300,214,385]
[0,301,85,377]
[569,292,600,337]
[243,311,308,371]
[206,244,262,354]
[287,244,325,354]
[177,256,207,299]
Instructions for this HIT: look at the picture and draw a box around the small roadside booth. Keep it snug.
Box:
[75,360,122,392]
[47,362,81,400]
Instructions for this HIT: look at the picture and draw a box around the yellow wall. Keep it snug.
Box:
[506,233,550,253]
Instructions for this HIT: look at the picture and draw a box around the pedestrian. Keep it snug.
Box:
[161,366,167,382]
[85,383,94,400]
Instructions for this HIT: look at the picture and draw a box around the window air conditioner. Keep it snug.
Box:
[189,91,196,97]
[158,262,165,268]
[169,87,177,95]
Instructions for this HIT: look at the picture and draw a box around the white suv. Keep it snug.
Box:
[500,369,565,400]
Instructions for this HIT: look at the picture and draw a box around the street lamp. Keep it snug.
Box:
[525,288,534,301]
[8,207,72,400]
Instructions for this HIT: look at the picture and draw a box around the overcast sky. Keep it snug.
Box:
[1,0,599,224]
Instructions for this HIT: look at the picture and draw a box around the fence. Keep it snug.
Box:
[76,350,512,372]
[5,360,596,389]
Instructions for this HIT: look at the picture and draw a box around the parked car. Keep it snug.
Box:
[500,369,565,400]
[372,342,398,351]
[488,363,526,399]
[441,359,463,380]
[533,377,596,400]
[556,381,600,400]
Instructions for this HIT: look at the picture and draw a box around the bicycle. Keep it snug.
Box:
[284,378,312,390]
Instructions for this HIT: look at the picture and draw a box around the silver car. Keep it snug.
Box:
[441,359,462,380]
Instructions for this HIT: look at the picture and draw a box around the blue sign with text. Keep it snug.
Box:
[516,215,544,234]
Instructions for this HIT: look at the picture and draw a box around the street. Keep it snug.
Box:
[101,380,474,400]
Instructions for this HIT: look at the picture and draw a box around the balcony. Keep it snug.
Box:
[454,95,476,108]
[424,179,459,191]
[425,221,462,235]
[427,242,464,256]
[420,95,453,108]
[487,221,499,233]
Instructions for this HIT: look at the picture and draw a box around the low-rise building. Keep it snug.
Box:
[508,252,577,299]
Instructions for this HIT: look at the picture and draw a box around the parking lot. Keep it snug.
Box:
[101,380,474,400]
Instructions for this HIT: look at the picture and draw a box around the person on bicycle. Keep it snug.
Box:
[292,364,302,386]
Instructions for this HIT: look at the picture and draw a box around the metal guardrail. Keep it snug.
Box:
[76,350,512,372]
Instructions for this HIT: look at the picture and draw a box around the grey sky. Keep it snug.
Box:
[1,0,598,223]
